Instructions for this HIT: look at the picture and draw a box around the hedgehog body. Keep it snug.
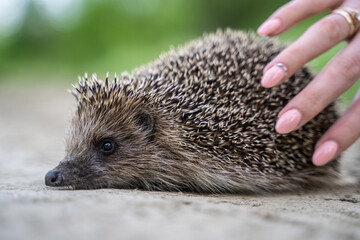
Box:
[45,29,340,193]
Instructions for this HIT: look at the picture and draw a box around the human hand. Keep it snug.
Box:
[257,0,360,166]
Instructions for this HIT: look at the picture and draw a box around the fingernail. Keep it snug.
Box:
[275,109,302,134]
[257,18,281,36]
[312,141,338,166]
[261,64,286,88]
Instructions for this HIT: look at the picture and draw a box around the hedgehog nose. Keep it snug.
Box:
[45,170,64,187]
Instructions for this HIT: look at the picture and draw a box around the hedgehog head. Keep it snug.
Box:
[44,74,187,190]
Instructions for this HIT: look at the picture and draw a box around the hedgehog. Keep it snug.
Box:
[44,29,341,193]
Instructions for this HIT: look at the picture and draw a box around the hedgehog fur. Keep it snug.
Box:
[45,29,340,193]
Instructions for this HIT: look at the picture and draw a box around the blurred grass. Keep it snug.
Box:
[0,0,358,103]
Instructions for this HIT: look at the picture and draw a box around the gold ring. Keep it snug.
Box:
[332,7,360,39]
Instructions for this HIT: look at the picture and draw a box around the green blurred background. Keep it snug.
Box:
[0,0,358,103]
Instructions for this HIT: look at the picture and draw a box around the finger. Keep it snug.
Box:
[312,89,360,166]
[257,0,342,36]
[275,32,360,134]
[261,13,350,88]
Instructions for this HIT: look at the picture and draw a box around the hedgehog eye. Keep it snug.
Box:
[100,139,115,155]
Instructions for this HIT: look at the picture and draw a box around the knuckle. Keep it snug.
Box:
[336,121,357,150]
[284,1,304,13]
[316,0,333,9]
[285,45,302,58]
[291,0,329,16]
[317,17,345,42]
[276,45,302,73]
[336,54,360,80]
[306,0,327,13]
[341,122,355,140]
[300,89,324,117]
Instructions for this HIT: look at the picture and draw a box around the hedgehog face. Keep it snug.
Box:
[44,76,174,189]
[45,104,159,189]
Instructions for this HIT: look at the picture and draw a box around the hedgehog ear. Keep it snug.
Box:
[135,109,154,134]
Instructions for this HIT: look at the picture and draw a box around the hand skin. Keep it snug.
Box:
[257,0,360,166]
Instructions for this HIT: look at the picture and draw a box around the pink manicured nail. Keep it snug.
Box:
[312,141,338,166]
[257,18,281,36]
[275,109,302,134]
[261,64,286,88]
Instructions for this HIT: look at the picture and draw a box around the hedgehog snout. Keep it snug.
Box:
[45,170,64,187]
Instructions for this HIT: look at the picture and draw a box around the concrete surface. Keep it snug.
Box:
[0,84,359,240]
